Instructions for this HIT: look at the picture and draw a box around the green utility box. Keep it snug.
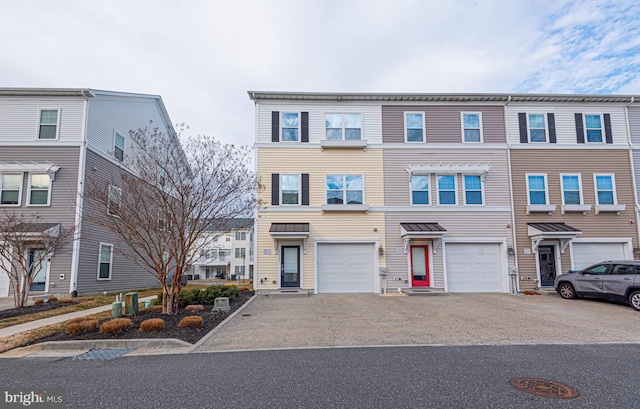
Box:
[124,292,139,316]
[111,302,122,318]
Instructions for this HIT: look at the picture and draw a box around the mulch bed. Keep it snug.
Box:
[29,291,253,345]
[0,301,78,320]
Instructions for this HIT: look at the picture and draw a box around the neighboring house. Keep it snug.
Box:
[187,218,254,280]
[0,88,178,297]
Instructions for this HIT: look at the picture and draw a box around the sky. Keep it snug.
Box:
[1,0,640,148]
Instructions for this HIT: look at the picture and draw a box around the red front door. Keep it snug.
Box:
[410,245,429,287]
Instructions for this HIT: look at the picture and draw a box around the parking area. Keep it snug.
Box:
[194,292,640,352]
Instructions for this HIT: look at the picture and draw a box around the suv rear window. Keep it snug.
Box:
[610,265,637,275]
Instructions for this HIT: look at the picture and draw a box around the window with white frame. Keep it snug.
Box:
[108,185,121,215]
[326,175,363,204]
[281,174,300,205]
[594,174,616,205]
[410,175,429,205]
[437,175,457,205]
[585,114,603,143]
[462,113,482,143]
[159,168,166,186]
[226,235,231,242]
[1,174,22,205]
[528,114,547,143]
[97,243,113,280]
[114,132,125,162]
[561,174,582,205]
[235,248,246,258]
[38,109,59,139]
[235,265,246,275]
[463,175,483,205]
[325,113,362,140]
[405,113,425,142]
[527,174,548,205]
[235,231,246,241]
[281,112,299,142]
[28,174,51,206]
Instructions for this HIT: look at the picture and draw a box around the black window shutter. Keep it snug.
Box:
[547,113,557,144]
[301,112,309,143]
[518,113,528,143]
[604,114,613,144]
[271,174,279,205]
[575,113,585,144]
[272,111,279,142]
[301,173,309,206]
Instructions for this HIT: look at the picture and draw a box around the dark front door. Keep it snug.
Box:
[538,245,556,287]
[28,249,47,292]
[281,246,300,288]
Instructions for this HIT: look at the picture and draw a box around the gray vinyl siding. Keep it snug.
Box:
[0,146,81,294]
[510,149,638,289]
[629,105,640,144]
[75,149,161,295]
[381,105,506,143]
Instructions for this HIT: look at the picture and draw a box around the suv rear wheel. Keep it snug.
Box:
[558,282,576,299]
[628,291,640,311]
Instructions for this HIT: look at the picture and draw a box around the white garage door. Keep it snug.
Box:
[317,243,375,293]
[572,242,626,270]
[0,254,10,297]
[445,243,503,292]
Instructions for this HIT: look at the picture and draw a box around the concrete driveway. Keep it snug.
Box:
[194,293,640,352]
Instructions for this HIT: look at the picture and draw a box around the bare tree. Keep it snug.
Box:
[0,210,75,308]
[84,123,259,314]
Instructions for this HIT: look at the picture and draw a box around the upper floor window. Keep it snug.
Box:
[235,248,246,258]
[28,174,51,206]
[585,114,603,143]
[235,231,247,241]
[405,113,425,142]
[528,114,547,143]
[594,174,616,205]
[461,113,482,143]
[325,113,362,140]
[1,174,22,205]
[226,235,231,242]
[281,174,300,205]
[561,174,583,205]
[463,175,483,205]
[437,175,457,205]
[108,185,121,215]
[159,168,166,187]
[158,211,165,230]
[97,243,113,280]
[281,113,299,142]
[114,132,125,162]
[326,175,363,204]
[411,175,429,205]
[38,109,59,139]
[526,174,548,205]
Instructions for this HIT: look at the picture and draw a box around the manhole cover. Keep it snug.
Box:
[509,378,579,399]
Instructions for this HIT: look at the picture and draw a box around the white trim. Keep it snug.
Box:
[70,98,89,294]
[406,163,491,180]
[280,111,301,142]
[436,174,457,206]
[404,111,425,143]
[583,113,605,144]
[568,238,633,270]
[36,108,61,140]
[280,173,301,206]
[278,241,304,289]
[409,174,431,206]
[462,174,484,206]
[259,205,513,212]
[559,173,584,205]
[533,241,562,288]
[26,173,52,207]
[510,144,630,150]
[593,173,618,205]
[0,173,23,206]
[97,242,113,280]
[527,113,548,143]
[324,174,365,206]
[314,239,380,294]
[461,112,483,143]
[113,130,125,162]
[21,248,50,293]
[525,173,549,205]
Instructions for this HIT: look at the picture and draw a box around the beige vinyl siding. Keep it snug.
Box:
[506,104,628,145]
[0,97,86,143]
[381,105,506,144]
[383,148,511,206]
[256,212,386,291]
[256,102,383,144]
[258,148,385,207]
[510,149,638,288]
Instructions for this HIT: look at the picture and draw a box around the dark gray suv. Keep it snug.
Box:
[554,260,640,311]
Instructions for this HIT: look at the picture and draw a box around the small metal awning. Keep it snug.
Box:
[269,223,310,254]
[527,222,582,253]
[400,223,447,253]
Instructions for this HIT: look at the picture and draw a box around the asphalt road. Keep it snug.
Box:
[1,344,637,408]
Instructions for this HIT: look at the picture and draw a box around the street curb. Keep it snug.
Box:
[190,294,258,351]
[1,338,192,357]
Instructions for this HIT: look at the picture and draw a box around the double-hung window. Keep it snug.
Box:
[326,175,363,204]
[281,174,300,205]
[235,231,246,241]
[235,248,246,259]
[463,175,483,205]
[437,175,457,205]
[325,113,362,140]
[235,266,246,275]
[528,114,547,143]
[461,113,482,143]
[108,185,122,215]
[38,109,59,139]
[1,174,22,205]
[159,168,166,187]
[594,174,616,205]
[28,174,51,206]
[97,243,113,280]
[561,174,582,205]
[411,175,429,205]
[527,174,548,205]
[114,132,125,162]
[281,113,299,142]
[585,114,603,143]
[405,113,425,142]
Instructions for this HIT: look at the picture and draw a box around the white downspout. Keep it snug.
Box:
[624,97,640,259]
[504,95,520,292]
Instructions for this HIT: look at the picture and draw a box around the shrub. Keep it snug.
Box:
[178,289,199,308]
[185,304,205,312]
[178,316,203,328]
[47,296,58,302]
[59,298,73,303]
[197,285,238,305]
[146,305,163,312]
[34,298,44,305]
[65,317,98,334]
[139,318,165,332]
[100,318,133,334]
